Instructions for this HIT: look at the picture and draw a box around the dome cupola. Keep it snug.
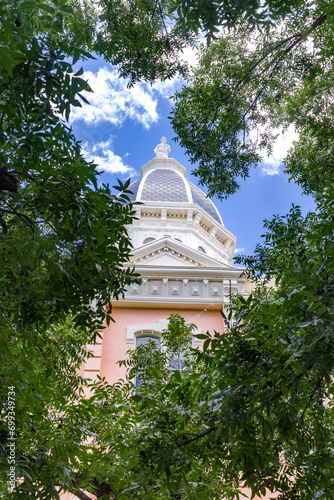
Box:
[127,137,223,226]
[127,138,236,266]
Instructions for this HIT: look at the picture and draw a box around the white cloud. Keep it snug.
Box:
[179,45,200,69]
[70,67,159,129]
[260,159,281,176]
[151,76,184,99]
[82,138,136,176]
[234,247,246,254]
[259,125,299,176]
[70,66,190,129]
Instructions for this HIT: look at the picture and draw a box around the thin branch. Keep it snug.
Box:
[300,374,325,422]
[2,202,35,230]
[151,0,159,21]
[0,214,7,234]
[230,13,328,137]
[72,490,92,500]
[176,424,218,447]
[157,0,169,41]
[234,11,327,97]
[203,11,328,141]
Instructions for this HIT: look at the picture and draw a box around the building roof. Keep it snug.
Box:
[127,162,223,225]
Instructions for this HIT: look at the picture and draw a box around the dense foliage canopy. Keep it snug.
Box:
[129,200,334,499]
[0,0,138,497]
[172,0,334,199]
[1,0,333,499]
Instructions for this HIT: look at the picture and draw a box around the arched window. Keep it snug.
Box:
[136,334,160,348]
[198,245,206,254]
[143,237,155,245]
[135,334,160,386]
[128,320,201,385]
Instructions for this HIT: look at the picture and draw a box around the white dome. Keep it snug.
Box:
[127,159,223,225]
[125,141,236,266]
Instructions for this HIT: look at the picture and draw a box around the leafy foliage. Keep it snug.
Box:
[173,0,303,40]
[95,0,191,86]
[171,0,334,198]
[126,197,334,499]
[0,0,138,496]
[1,0,334,498]
[86,0,305,86]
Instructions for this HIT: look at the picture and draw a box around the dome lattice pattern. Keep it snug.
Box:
[127,168,222,225]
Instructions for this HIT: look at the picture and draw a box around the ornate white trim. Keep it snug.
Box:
[127,318,201,347]
[127,319,169,343]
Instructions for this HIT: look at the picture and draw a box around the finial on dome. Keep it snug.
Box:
[154,136,171,158]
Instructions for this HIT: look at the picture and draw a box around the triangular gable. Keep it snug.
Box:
[129,237,233,269]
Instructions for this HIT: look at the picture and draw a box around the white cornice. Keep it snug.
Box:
[133,201,227,230]
[115,271,243,308]
[127,265,245,279]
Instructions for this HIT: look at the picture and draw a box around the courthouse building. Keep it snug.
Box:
[75,138,276,500]
[82,137,249,384]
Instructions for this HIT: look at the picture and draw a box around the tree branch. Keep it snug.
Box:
[176,424,218,447]
[300,374,325,422]
[71,470,117,499]
[0,213,7,234]
[3,199,36,230]
[205,11,329,141]
[72,490,93,500]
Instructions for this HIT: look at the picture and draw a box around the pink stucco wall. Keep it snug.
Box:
[98,307,225,385]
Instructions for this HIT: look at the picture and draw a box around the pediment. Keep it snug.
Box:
[129,237,232,269]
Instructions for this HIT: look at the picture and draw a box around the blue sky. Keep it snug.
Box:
[69,57,316,258]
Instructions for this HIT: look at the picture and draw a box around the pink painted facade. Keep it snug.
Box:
[83,306,225,385]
